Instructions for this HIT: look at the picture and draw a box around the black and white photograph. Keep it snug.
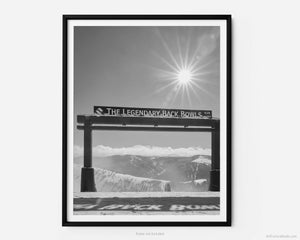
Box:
[63,15,231,226]
[3,0,300,239]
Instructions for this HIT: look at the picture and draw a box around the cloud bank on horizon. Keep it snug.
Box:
[74,145,211,158]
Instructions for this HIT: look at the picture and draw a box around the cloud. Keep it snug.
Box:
[74,145,210,158]
[74,145,84,158]
[197,28,220,57]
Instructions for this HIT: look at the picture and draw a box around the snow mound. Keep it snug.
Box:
[182,179,207,184]
[192,157,211,165]
[74,164,171,192]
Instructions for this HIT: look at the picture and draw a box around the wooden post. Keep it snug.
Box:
[210,120,220,191]
[83,117,92,168]
[81,116,96,192]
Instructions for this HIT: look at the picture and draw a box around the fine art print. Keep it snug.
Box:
[62,15,231,226]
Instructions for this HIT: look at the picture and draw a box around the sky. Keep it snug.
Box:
[73,26,220,151]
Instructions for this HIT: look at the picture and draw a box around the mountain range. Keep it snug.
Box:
[74,154,211,192]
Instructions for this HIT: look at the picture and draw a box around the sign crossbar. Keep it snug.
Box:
[77,125,215,132]
[77,115,218,127]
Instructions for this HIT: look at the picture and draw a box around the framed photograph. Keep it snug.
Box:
[62,15,231,226]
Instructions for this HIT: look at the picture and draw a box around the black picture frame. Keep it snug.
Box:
[62,14,232,227]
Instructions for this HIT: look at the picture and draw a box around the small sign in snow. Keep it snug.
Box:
[74,196,220,212]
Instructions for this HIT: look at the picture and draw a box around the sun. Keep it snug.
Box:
[152,29,215,107]
[177,68,193,85]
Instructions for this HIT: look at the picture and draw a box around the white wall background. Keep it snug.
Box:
[0,0,299,239]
